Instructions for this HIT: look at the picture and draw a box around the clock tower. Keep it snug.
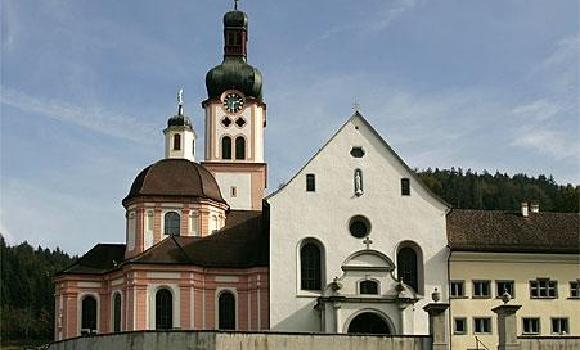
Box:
[202,4,266,210]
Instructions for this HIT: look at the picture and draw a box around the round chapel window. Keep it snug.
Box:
[349,215,371,238]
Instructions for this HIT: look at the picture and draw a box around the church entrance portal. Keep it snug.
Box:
[347,312,391,335]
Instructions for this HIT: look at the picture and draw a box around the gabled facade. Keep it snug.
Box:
[267,113,449,334]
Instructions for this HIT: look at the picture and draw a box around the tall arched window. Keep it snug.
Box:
[218,291,236,330]
[300,242,322,290]
[397,247,419,293]
[235,136,245,160]
[156,289,173,330]
[221,136,232,159]
[81,295,97,332]
[173,134,181,150]
[113,293,122,332]
[164,212,180,236]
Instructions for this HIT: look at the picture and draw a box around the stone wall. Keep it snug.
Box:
[49,331,431,350]
[519,336,580,350]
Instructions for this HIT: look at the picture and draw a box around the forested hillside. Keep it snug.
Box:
[0,236,75,347]
[418,168,579,212]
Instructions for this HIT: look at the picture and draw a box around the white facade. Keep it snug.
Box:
[267,113,449,334]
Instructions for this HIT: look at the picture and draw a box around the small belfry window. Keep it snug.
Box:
[300,242,321,291]
[235,136,245,159]
[164,212,180,236]
[359,280,379,295]
[173,134,181,150]
[221,136,232,159]
[401,178,410,196]
[306,173,315,192]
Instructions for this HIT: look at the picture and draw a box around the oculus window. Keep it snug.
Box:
[349,215,370,239]
[350,146,365,158]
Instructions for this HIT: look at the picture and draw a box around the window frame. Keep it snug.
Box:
[218,290,236,330]
[551,317,569,335]
[570,281,580,299]
[450,280,466,298]
[359,279,379,295]
[221,136,232,160]
[473,317,492,335]
[80,294,98,333]
[234,136,246,160]
[112,292,122,332]
[522,317,540,335]
[496,280,515,299]
[400,178,410,196]
[454,317,467,335]
[163,211,181,236]
[300,241,322,291]
[173,133,181,151]
[530,278,558,299]
[472,280,492,299]
[306,173,316,192]
[155,288,173,330]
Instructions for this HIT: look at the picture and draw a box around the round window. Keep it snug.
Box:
[349,215,370,238]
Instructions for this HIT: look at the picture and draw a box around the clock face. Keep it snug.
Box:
[223,92,244,113]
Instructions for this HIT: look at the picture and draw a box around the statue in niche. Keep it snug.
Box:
[354,168,363,196]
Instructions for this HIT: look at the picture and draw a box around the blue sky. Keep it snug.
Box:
[1,0,578,254]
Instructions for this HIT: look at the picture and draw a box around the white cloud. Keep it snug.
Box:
[511,99,560,121]
[511,130,579,161]
[1,87,158,144]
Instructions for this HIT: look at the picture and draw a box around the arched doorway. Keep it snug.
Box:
[347,312,391,335]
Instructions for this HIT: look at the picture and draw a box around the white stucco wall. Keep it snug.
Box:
[215,172,252,210]
[268,115,449,334]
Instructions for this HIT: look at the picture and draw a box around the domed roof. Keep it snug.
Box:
[123,159,224,205]
[206,58,262,100]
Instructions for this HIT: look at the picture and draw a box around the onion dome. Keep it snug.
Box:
[205,8,262,101]
[122,159,225,205]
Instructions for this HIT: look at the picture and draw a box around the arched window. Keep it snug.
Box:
[113,293,122,332]
[235,136,245,160]
[81,295,97,333]
[156,289,173,330]
[164,212,180,236]
[397,247,419,293]
[173,134,181,150]
[221,136,232,159]
[218,291,236,330]
[360,280,379,295]
[300,242,322,291]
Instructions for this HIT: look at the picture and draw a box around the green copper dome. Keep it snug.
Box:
[205,9,263,101]
[206,58,262,100]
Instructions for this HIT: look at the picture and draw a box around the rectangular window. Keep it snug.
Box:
[570,281,580,298]
[306,173,316,192]
[522,318,540,335]
[454,318,467,335]
[551,318,569,335]
[530,278,558,298]
[230,186,237,197]
[450,281,465,298]
[146,210,154,232]
[496,281,515,298]
[473,280,491,298]
[401,178,410,196]
[189,211,198,236]
[474,317,492,334]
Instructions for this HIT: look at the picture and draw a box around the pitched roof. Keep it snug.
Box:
[447,209,580,253]
[56,244,125,276]
[130,210,268,268]
[266,111,449,209]
[123,159,225,205]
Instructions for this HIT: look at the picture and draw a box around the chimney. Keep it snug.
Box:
[530,201,540,214]
[521,202,529,217]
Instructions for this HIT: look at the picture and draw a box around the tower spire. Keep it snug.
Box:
[177,88,184,117]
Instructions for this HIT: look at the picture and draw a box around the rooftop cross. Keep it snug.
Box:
[234,0,239,10]
[177,88,184,116]
[363,237,373,250]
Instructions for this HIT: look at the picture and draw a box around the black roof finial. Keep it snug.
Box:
[234,0,239,10]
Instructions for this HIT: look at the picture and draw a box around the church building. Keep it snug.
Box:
[54,4,578,345]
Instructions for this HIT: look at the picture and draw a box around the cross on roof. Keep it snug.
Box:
[234,0,239,10]
[363,237,373,250]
